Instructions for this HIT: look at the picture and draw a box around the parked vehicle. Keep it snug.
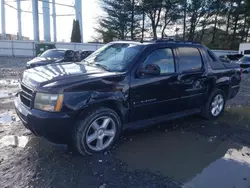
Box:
[15,40,241,156]
[236,55,250,72]
[79,50,94,60]
[212,50,238,57]
[26,49,78,68]
[239,43,250,55]
[219,54,243,63]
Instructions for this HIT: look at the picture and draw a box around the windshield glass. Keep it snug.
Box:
[240,56,250,62]
[83,43,144,72]
[40,50,65,59]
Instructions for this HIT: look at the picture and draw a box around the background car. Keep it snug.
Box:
[79,50,94,61]
[26,49,78,69]
[219,54,243,63]
[237,55,250,72]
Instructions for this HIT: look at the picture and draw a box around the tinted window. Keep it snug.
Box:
[178,47,202,72]
[143,48,175,75]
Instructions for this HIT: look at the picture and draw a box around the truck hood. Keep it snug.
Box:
[27,57,63,66]
[22,62,124,91]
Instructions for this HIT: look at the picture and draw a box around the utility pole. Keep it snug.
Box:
[42,0,51,42]
[1,0,6,39]
[32,0,39,41]
[52,0,57,42]
[75,0,83,42]
[17,0,22,40]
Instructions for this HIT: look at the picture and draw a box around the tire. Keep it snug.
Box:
[201,89,226,120]
[73,108,121,156]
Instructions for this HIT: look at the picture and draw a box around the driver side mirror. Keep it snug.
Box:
[139,64,161,76]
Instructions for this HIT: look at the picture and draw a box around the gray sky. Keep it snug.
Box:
[0,0,102,42]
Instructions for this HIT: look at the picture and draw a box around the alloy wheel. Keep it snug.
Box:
[211,94,224,116]
[86,116,116,151]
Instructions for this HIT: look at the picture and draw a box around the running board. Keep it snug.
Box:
[123,108,201,130]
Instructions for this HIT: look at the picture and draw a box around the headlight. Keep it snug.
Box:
[34,93,64,112]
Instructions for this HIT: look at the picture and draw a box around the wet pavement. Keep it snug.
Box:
[118,131,250,188]
[0,71,250,187]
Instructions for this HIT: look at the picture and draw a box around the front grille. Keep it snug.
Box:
[20,84,34,108]
[240,64,250,69]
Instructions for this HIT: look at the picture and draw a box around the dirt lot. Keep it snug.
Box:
[0,65,250,188]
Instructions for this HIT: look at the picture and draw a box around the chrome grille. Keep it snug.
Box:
[20,84,33,108]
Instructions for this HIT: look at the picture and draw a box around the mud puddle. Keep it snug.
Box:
[184,146,250,188]
[220,106,250,129]
[117,131,250,187]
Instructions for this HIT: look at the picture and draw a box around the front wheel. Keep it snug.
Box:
[73,108,121,156]
[202,89,226,120]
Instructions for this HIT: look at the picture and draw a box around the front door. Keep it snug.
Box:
[130,47,180,122]
[176,47,208,110]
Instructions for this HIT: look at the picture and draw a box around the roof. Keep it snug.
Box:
[112,39,202,47]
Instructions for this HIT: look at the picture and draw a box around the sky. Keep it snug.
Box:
[0,0,102,42]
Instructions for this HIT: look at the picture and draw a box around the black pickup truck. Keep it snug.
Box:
[14,40,241,156]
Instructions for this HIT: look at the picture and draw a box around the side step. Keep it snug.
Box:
[123,108,201,130]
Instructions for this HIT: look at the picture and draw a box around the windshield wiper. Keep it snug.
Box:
[82,60,110,71]
[95,63,110,71]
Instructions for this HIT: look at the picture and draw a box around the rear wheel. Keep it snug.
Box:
[73,108,121,156]
[202,89,226,120]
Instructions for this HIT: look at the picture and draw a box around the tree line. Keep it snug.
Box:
[94,0,250,49]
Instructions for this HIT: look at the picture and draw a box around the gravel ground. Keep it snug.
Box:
[0,65,250,188]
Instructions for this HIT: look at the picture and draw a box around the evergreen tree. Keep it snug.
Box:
[71,19,82,43]
[95,0,250,49]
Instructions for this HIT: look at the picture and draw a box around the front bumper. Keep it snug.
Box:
[14,96,74,144]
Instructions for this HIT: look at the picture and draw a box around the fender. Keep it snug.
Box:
[64,91,130,124]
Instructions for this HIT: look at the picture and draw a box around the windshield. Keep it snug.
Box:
[240,56,250,62]
[40,50,65,59]
[83,43,144,72]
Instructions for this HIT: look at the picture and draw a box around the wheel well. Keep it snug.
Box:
[216,84,229,99]
[76,100,128,124]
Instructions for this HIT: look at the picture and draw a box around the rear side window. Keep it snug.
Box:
[178,47,202,72]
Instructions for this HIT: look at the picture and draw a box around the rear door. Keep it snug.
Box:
[130,46,180,121]
[176,47,208,110]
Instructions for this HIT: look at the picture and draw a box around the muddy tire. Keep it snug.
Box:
[201,89,226,120]
[73,108,121,156]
